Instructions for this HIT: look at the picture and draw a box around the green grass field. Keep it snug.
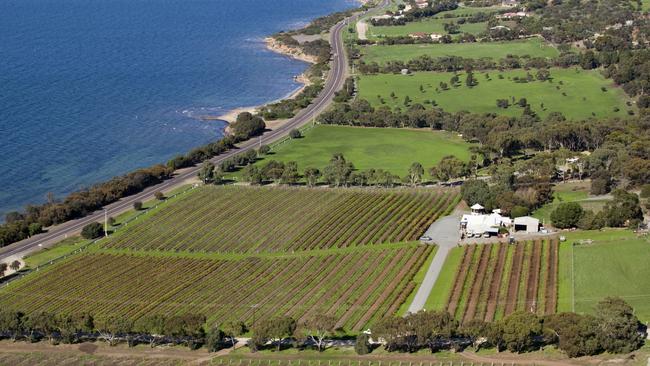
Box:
[358,68,631,120]
[361,38,559,64]
[558,230,650,322]
[368,19,487,40]
[424,246,463,311]
[532,181,611,225]
[237,125,472,178]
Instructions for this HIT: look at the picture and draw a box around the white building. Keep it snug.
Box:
[461,205,512,236]
[514,216,540,233]
[430,33,443,41]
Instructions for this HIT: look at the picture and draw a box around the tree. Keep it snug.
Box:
[640,184,650,198]
[96,316,133,346]
[205,326,226,352]
[601,189,643,227]
[222,320,246,348]
[9,260,20,272]
[536,69,551,81]
[550,202,583,229]
[24,311,57,343]
[81,222,104,239]
[134,314,166,347]
[133,201,143,211]
[0,263,7,277]
[595,297,643,354]
[590,170,611,195]
[198,161,216,184]
[493,312,543,353]
[230,112,266,140]
[56,312,94,344]
[261,160,285,183]
[0,310,24,341]
[403,95,412,106]
[257,144,271,156]
[465,71,478,87]
[241,165,263,185]
[154,191,165,200]
[323,154,354,187]
[280,161,300,185]
[430,156,466,182]
[299,315,337,352]
[544,313,601,357]
[251,316,296,351]
[28,222,43,236]
[304,167,321,187]
[354,333,371,355]
[407,162,425,187]
[461,180,494,209]
[289,129,302,139]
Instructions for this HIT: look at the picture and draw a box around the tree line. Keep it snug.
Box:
[1,297,643,358]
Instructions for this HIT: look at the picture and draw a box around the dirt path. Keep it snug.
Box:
[461,351,577,366]
[357,20,368,40]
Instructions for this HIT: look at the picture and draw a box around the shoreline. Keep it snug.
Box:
[207,36,317,133]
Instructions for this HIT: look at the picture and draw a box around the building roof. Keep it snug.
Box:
[471,203,484,210]
[461,213,511,234]
[514,216,540,226]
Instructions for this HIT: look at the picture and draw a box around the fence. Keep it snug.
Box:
[2,184,199,286]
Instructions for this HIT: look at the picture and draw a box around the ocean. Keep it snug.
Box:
[0,0,356,217]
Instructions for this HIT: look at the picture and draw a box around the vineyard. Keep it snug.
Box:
[444,239,559,323]
[102,186,459,253]
[0,244,433,331]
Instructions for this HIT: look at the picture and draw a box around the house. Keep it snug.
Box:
[400,68,410,75]
[371,14,393,21]
[430,33,443,41]
[409,32,429,39]
[490,25,511,31]
[513,216,540,233]
[501,0,520,7]
[497,11,529,19]
[415,0,429,9]
[461,205,512,237]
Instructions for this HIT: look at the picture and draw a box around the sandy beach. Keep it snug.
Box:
[208,36,316,133]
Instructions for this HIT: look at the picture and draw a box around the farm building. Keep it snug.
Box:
[514,216,540,233]
[460,205,512,237]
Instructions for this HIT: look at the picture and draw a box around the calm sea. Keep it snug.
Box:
[0,0,356,217]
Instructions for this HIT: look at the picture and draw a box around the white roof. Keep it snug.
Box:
[471,203,484,210]
[514,216,540,226]
[461,213,511,234]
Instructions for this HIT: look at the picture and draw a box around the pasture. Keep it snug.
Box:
[101,185,460,253]
[357,68,631,120]
[532,181,611,224]
[242,125,472,177]
[367,19,487,40]
[428,240,560,322]
[0,244,432,331]
[560,230,650,322]
[361,38,559,64]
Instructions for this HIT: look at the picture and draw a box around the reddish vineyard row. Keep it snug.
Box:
[0,245,432,331]
[445,239,559,323]
[101,186,459,253]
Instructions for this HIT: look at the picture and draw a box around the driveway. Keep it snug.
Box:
[407,213,463,313]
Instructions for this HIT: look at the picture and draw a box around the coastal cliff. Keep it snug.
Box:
[264,37,318,64]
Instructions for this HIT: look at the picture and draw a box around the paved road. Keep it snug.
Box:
[0,1,388,262]
[407,214,463,314]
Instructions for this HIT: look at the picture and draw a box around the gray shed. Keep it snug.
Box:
[514,216,540,233]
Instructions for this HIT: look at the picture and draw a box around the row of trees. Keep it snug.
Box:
[371,297,644,358]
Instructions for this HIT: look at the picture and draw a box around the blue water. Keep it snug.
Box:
[0,0,355,217]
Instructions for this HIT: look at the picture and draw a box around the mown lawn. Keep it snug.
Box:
[532,181,610,224]
[362,38,559,64]
[368,19,487,40]
[230,125,473,179]
[424,246,464,311]
[558,230,650,322]
[358,68,631,120]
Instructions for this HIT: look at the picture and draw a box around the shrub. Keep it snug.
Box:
[640,184,650,198]
[154,191,165,200]
[354,333,371,355]
[133,201,143,211]
[81,222,104,239]
[510,205,529,218]
[551,202,584,229]
[257,145,271,156]
[289,129,302,139]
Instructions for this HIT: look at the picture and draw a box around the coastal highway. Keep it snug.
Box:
[0,1,388,263]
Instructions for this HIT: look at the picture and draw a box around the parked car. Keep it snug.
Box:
[482,233,490,238]
[419,235,432,242]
